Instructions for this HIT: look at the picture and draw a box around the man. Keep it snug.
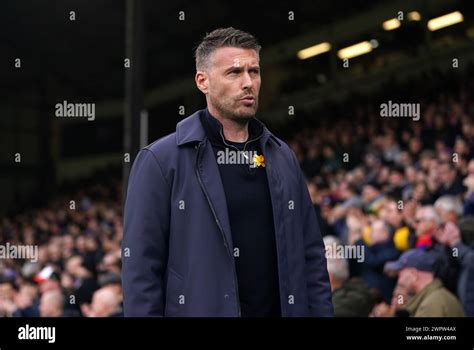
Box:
[81,287,122,317]
[0,277,18,317]
[437,219,474,316]
[434,195,463,224]
[39,290,64,317]
[414,206,459,293]
[324,236,374,317]
[435,161,466,197]
[380,198,415,252]
[384,249,465,317]
[361,181,385,216]
[122,27,333,317]
[355,219,400,302]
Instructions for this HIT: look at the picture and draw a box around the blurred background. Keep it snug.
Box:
[1,0,474,317]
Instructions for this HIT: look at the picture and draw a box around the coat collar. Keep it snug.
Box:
[175,109,281,147]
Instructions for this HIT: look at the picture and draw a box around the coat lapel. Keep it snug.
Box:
[196,140,234,256]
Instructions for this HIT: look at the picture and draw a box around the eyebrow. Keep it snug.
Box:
[224,65,260,73]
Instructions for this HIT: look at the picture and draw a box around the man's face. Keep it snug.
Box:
[91,292,108,317]
[397,268,417,294]
[362,185,378,203]
[382,201,403,227]
[415,208,438,237]
[370,220,389,243]
[39,294,57,317]
[0,283,14,301]
[439,163,455,183]
[196,47,261,121]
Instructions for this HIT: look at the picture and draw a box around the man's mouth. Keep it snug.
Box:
[240,96,255,105]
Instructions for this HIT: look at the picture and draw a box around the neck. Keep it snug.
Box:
[207,104,249,142]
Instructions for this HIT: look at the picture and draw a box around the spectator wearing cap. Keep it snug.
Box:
[437,219,474,316]
[34,267,80,317]
[34,268,61,293]
[385,249,465,317]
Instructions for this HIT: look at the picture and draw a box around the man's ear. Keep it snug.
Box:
[195,71,209,94]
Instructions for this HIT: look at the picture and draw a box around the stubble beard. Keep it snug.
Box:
[211,95,259,125]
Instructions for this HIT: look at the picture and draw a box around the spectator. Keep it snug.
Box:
[435,162,466,198]
[414,206,460,293]
[81,287,122,317]
[362,182,385,216]
[380,199,415,252]
[385,249,465,317]
[39,290,64,317]
[65,255,99,307]
[307,181,334,237]
[355,220,400,301]
[414,206,439,249]
[463,159,474,215]
[437,219,474,316]
[0,277,17,317]
[11,283,40,317]
[324,236,374,317]
[434,195,463,224]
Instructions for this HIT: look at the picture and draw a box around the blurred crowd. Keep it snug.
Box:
[290,69,474,317]
[0,177,123,317]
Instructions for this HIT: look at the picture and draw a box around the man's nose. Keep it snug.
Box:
[241,71,253,89]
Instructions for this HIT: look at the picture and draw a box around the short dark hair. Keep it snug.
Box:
[0,275,17,290]
[195,27,261,71]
